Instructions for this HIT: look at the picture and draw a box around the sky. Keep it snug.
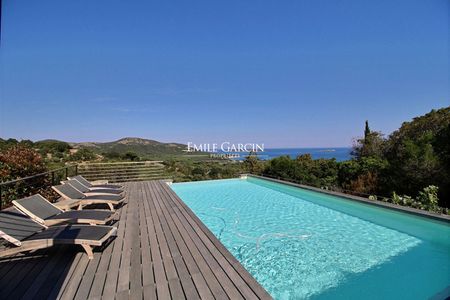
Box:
[0,0,448,147]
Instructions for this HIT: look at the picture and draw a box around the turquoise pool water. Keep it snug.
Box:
[171,177,450,300]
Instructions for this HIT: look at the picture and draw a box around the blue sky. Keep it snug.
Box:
[0,0,448,147]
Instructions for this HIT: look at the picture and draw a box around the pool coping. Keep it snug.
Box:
[243,174,450,223]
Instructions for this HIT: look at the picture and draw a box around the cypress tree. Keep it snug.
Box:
[364,120,370,139]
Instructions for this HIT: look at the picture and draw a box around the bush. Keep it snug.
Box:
[122,152,140,161]
[68,148,97,161]
[0,145,47,180]
[263,154,338,188]
[0,145,52,207]
[417,185,439,212]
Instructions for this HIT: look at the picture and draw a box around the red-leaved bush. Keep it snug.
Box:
[0,145,47,180]
[0,145,52,208]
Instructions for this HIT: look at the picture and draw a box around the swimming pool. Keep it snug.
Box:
[171,177,450,300]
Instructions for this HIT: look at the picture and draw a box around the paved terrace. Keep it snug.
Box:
[0,180,271,299]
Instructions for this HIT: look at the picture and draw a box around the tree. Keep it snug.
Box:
[383,107,450,207]
[364,120,370,139]
[122,152,140,161]
[243,151,264,174]
[352,120,385,159]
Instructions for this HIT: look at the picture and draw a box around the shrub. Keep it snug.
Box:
[0,145,51,207]
[122,152,140,161]
[417,185,439,212]
[68,148,97,161]
[0,145,47,180]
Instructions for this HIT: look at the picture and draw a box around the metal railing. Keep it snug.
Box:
[0,164,78,210]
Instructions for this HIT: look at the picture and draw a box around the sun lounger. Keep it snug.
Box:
[13,194,117,226]
[69,175,124,190]
[62,179,124,195]
[0,208,116,259]
[52,184,124,211]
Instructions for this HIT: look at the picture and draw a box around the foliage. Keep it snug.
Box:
[102,151,141,161]
[0,138,75,166]
[383,107,450,207]
[68,148,97,161]
[164,160,243,182]
[243,152,265,174]
[338,157,387,194]
[417,185,439,212]
[34,140,71,154]
[264,154,338,187]
[0,145,47,180]
[386,186,440,211]
[122,152,140,161]
[0,145,54,208]
[78,137,193,159]
[352,121,385,159]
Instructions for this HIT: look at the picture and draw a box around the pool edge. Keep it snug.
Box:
[244,174,450,223]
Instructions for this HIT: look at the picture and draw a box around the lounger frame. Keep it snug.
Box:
[67,175,124,190]
[13,195,117,226]
[52,186,124,212]
[0,226,117,259]
[61,180,125,197]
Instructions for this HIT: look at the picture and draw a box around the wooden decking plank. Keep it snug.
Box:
[130,286,143,300]
[102,184,130,299]
[144,181,182,299]
[168,277,187,300]
[129,185,144,298]
[0,250,53,297]
[0,255,23,281]
[115,289,129,300]
[88,236,114,299]
[150,181,199,300]
[145,184,186,300]
[139,195,219,300]
[89,186,130,300]
[2,253,52,298]
[145,183,179,282]
[118,182,140,293]
[48,252,84,299]
[34,248,79,299]
[141,181,171,300]
[154,183,230,300]
[59,255,91,300]
[171,201,243,299]
[73,253,102,300]
[143,284,157,300]
[138,183,154,287]
[17,247,68,299]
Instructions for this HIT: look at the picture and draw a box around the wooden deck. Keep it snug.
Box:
[0,180,271,299]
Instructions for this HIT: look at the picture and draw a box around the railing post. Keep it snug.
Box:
[0,185,2,210]
[51,171,55,185]
[65,167,68,180]
[75,164,78,176]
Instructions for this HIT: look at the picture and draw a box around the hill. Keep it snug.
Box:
[70,137,189,157]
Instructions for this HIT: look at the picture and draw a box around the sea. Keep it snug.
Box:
[221,147,352,162]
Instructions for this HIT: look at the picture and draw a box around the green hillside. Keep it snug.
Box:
[72,137,189,157]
